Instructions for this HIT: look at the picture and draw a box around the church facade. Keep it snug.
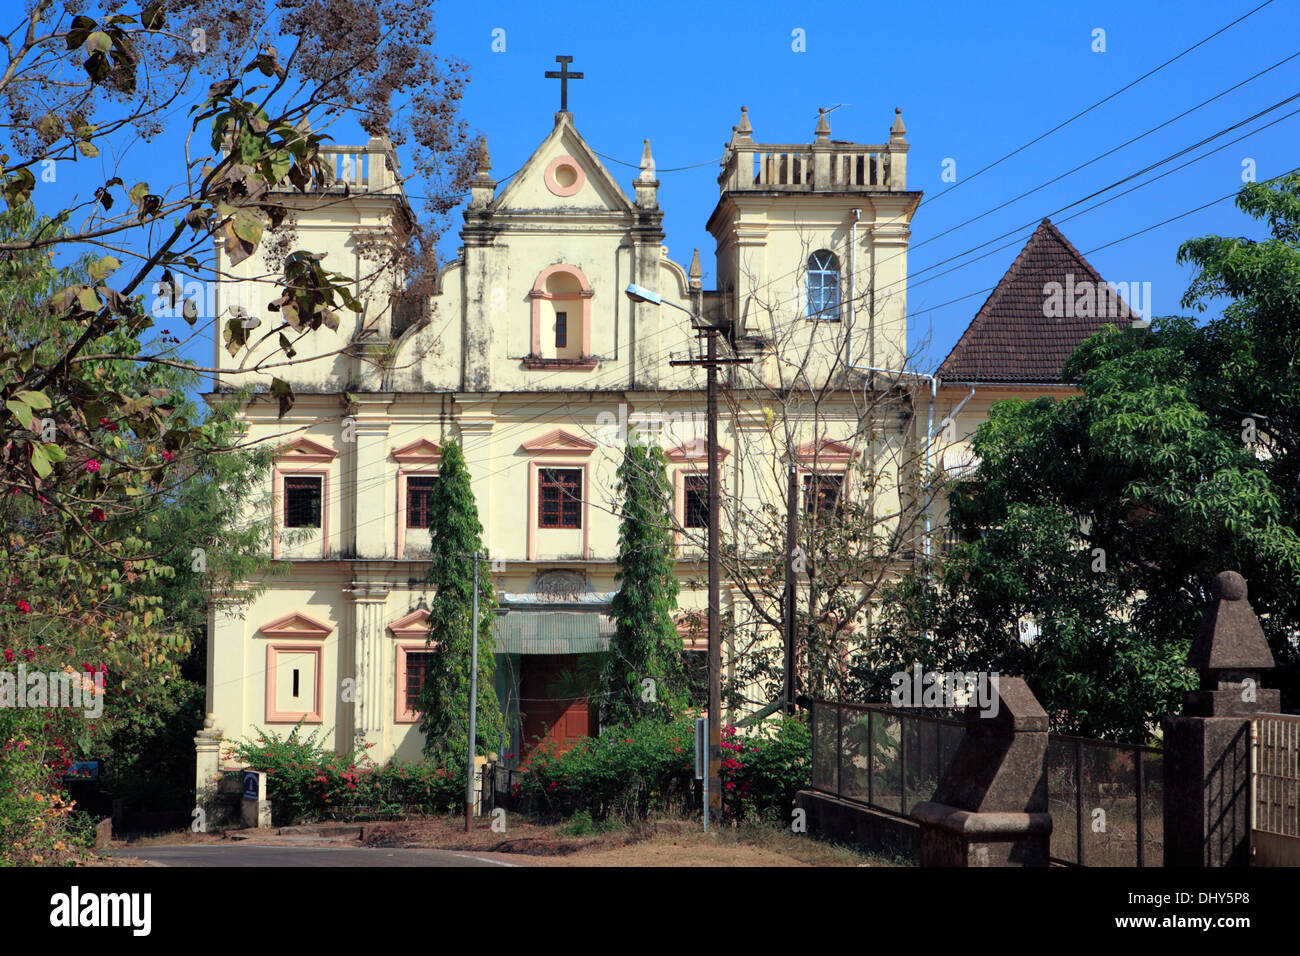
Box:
[199,95,926,775]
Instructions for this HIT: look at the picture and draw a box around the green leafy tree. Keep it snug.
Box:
[861,173,1300,741]
[0,203,281,855]
[417,440,503,763]
[602,436,686,724]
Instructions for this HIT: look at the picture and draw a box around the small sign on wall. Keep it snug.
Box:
[243,770,265,801]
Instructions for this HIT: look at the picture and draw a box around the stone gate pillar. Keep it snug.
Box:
[1163,571,1279,867]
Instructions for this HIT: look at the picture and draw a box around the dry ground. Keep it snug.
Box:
[88,814,907,866]
[362,815,905,866]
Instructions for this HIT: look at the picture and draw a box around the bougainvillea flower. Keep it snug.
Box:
[84,460,101,472]
[90,507,106,522]
[16,600,30,614]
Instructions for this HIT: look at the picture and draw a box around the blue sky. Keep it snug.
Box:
[32,0,1300,376]
[425,0,1299,368]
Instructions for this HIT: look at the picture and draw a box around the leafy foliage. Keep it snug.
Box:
[862,174,1300,741]
[603,437,687,723]
[417,440,503,763]
[231,724,463,826]
[516,714,809,824]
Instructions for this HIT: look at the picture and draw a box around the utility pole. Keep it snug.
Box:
[670,327,750,824]
[783,463,798,713]
[626,283,749,826]
[465,551,480,832]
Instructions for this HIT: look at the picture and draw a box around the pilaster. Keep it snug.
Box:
[346,581,391,755]
[454,396,497,548]
[352,411,392,559]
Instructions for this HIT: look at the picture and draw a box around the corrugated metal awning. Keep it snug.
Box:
[493,611,615,655]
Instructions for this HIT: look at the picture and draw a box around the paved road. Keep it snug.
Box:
[108,844,519,867]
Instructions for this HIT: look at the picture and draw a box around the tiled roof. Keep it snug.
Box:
[936,219,1139,384]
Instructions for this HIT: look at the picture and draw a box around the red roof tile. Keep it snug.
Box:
[936,219,1140,383]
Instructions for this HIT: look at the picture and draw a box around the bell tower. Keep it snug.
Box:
[706,106,921,380]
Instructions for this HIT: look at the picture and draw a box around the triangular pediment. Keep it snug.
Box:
[493,114,635,215]
[674,611,708,651]
[790,438,857,464]
[388,607,432,640]
[391,438,442,464]
[259,612,334,639]
[521,428,598,455]
[665,439,730,463]
[276,437,337,462]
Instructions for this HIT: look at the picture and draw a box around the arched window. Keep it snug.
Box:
[806,250,840,321]
[526,264,596,370]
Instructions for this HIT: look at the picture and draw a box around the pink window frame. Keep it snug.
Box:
[394,643,437,724]
[667,440,730,547]
[272,438,337,559]
[522,430,596,560]
[529,263,594,359]
[265,644,324,723]
[392,439,442,558]
[790,439,858,514]
[389,608,434,723]
[544,155,587,197]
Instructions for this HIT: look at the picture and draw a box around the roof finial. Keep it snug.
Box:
[689,248,702,288]
[634,138,659,209]
[815,107,831,141]
[470,136,496,207]
[890,106,906,139]
[637,138,656,181]
[737,105,752,138]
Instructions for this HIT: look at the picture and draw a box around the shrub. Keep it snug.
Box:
[517,713,812,824]
[720,715,811,824]
[520,715,696,822]
[230,724,463,826]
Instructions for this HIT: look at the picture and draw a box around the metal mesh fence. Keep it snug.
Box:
[810,699,1163,867]
[1046,735,1163,866]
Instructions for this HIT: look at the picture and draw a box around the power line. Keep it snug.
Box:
[920,0,1280,207]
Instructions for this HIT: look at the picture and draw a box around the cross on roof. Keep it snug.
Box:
[545,55,583,112]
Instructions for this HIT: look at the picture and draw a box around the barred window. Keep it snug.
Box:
[404,651,435,714]
[803,473,844,515]
[538,468,582,529]
[284,476,322,528]
[406,475,436,529]
[555,310,568,349]
[684,475,709,529]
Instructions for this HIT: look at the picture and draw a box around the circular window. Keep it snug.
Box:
[544,156,586,197]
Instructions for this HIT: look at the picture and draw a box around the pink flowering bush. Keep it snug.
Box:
[231,723,463,826]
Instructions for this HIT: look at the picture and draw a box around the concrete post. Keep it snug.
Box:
[1163,571,1279,867]
[911,677,1053,866]
[241,770,272,829]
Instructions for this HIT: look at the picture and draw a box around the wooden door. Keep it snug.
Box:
[520,654,598,760]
